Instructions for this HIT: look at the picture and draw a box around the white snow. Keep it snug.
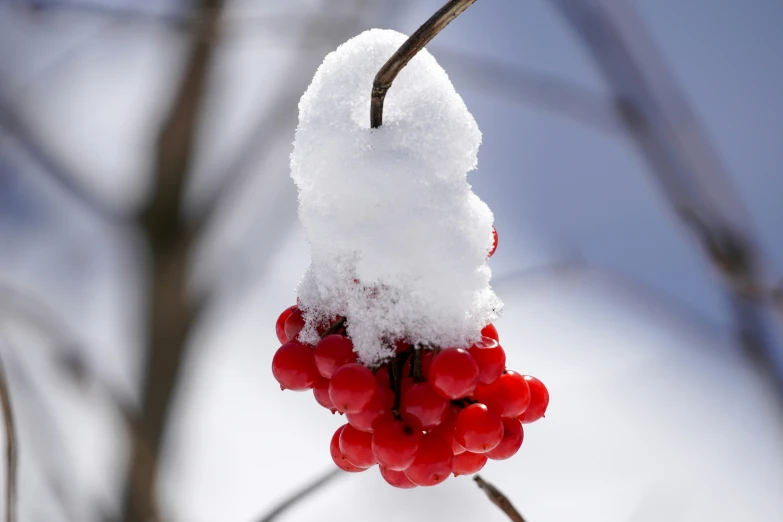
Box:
[290,29,500,365]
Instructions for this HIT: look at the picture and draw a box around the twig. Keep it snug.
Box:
[370,0,478,128]
[254,468,343,522]
[0,354,17,522]
[474,475,526,522]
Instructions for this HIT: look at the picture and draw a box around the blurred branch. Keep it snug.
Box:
[254,469,342,522]
[371,0,477,128]
[0,353,17,522]
[474,475,526,522]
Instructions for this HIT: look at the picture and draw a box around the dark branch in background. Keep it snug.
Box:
[474,475,526,522]
[254,469,342,522]
[0,353,17,522]
[370,0,477,128]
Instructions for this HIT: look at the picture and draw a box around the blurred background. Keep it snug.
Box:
[1,0,783,521]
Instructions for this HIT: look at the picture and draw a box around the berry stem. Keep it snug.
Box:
[390,352,408,418]
[473,475,527,522]
[320,316,347,339]
[410,346,425,382]
[255,468,342,522]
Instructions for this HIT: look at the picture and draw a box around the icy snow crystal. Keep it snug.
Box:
[290,29,501,365]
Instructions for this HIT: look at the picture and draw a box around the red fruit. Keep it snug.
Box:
[375,366,391,389]
[313,376,336,412]
[404,434,453,487]
[346,386,395,432]
[271,341,319,391]
[394,339,411,354]
[329,363,376,413]
[400,382,449,430]
[518,375,549,423]
[339,424,377,468]
[330,426,368,472]
[275,306,295,344]
[314,335,357,378]
[379,466,417,489]
[468,336,506,385]
[474,370,531,418]
[429,348,479,399]
[454,403,503,453]
[284,307,306,341]
[480,323,499,342]
[488,226,498,258]
[452,451,487,476]
[372,419,420,470]
[430,405,466,455]
[486,418,524,460]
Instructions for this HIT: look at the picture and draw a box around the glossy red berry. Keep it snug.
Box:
[429,348,479,399]
[486,418,524,460]
[400,382,449,430]
[284,307,306,341]
[314,335,357,378]
[346,386,395,432]
[339,424,377,468]
[468,336,506,385]
[474,370,531,418]
[488,226,498,258]
[330,425,368,472]
[452,451,487,476]
[454,403,503,453]
[329,363,376,413]
[430,405,466,455]
[313,376,336,412]
[371,419,420,471]
[404,433,453,487]
[518,375,549,424]
[379,466,417,489]
[480,323,499,342]
[271,341,319,391]
[275,306,296,344]
[374,366,390,389]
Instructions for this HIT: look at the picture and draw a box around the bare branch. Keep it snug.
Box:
[254,469,342,522]
[371,0,478,128]
[474,475,526,522]
[0,353,17,522]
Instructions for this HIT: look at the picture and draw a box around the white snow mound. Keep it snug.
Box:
[290,29,501,365]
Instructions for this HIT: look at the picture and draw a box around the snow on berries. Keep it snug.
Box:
[271,29,550,488]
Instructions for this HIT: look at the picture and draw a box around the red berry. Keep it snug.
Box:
[330,426,368,472]
[346,386,395,432]
[488,226,498,258]
[474,370,531,418]
[371,419,420,471]
[518,375,549,423]
[375,366,391,389]
[271,341,319,391]
[480,323,499,342]
[379,466,417,489]
[452,451,487,476]
[339,424,377,468]
[284,307,306,341]
[275,306,295,344]
[313,376,336,412]
[394,339,411,354]
[314,335,357,378]
[468,336,506,385]
[486,418,524,460]
[400,382,449,430]
[429,348,479,399]
[454,403,503,453]
[430,405,466,455]
[329,363,376,413]
[404,433,453,487]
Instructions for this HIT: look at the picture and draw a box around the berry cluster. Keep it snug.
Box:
[271,228,549,488]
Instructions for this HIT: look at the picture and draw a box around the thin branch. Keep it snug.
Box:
[370,0,478,128]
[474,475,526,522]
[0,354,17,522]
[254,469,343,522]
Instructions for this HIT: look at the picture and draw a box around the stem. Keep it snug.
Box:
[410,346,424,382]
[474,475,527,522]
[0,354,16,522]
[255,468,342,522]
[320,316,347,339]
[370,0,478,128]
[390,351,408,417]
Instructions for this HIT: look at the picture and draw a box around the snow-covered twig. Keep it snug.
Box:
[254,469,342,522]
[0,353,17,522]
[474,475,526,522]
[370,0,477,128]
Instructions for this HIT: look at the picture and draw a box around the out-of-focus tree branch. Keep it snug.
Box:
[253,469,342,522]
[0,352,17,522]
